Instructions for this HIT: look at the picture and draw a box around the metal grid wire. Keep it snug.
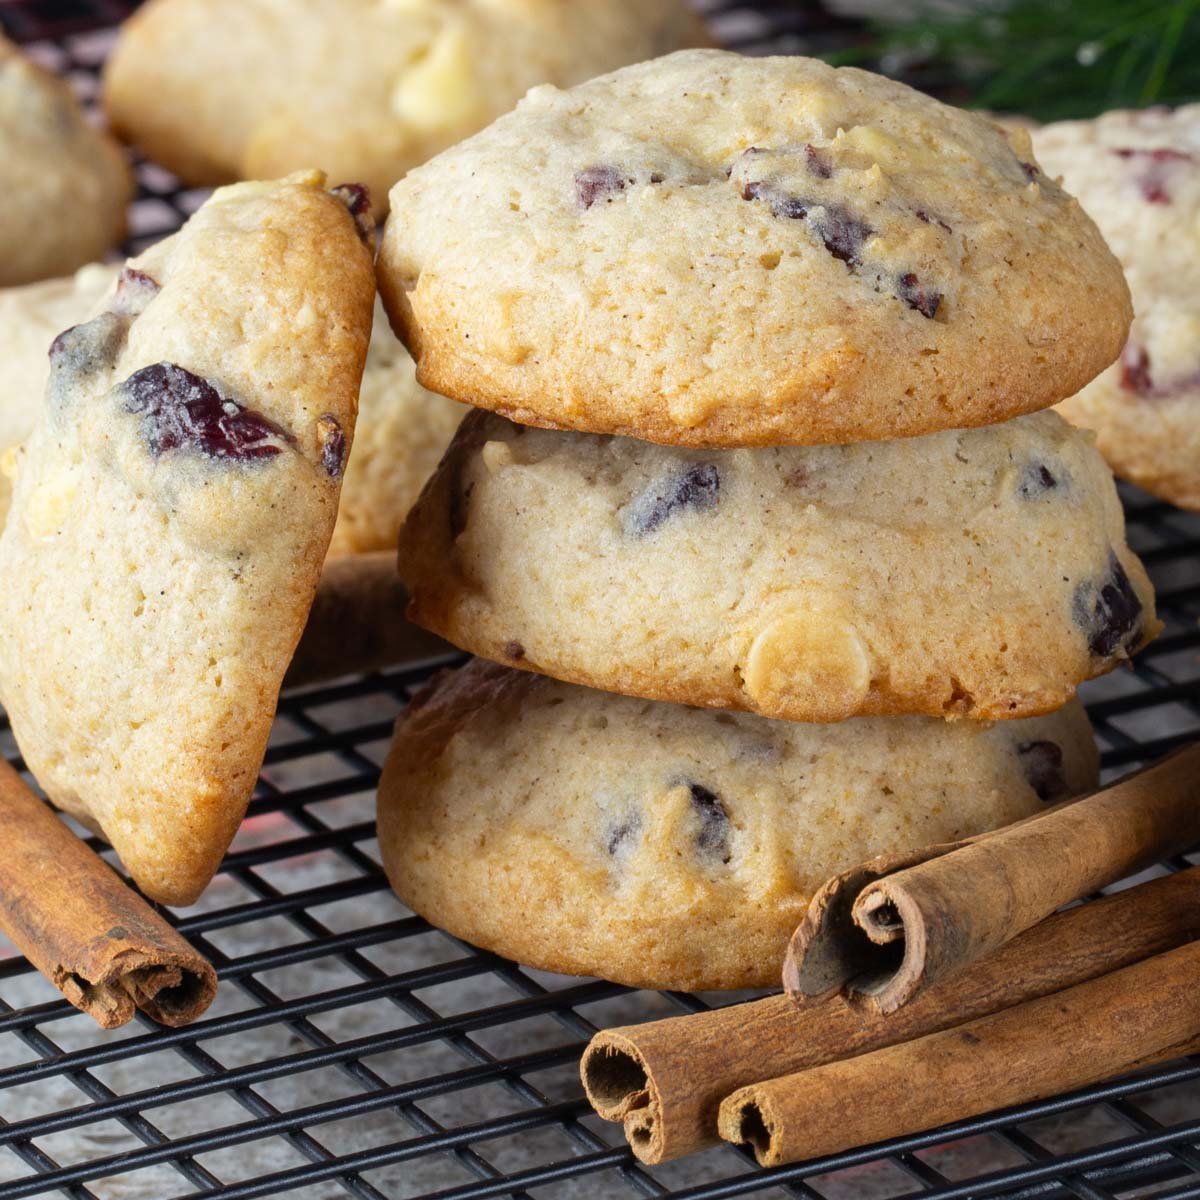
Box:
[1,2,1199,1197]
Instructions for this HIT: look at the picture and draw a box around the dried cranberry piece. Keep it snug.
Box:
[625,463,720,537]
[1017,741,1066,802]
[685,781,732,864]
[1073,554,1143,657]
[317,414,345,479]
[575,165,633,210]
[1019,160,1040,181]
[896,272,942,318]
[331,183,374,244]
[1119,344,1154,395]
[804,143,832,179]
[1019,462,1058,498]
[741,180,873,266]
[503,641,525,661]
[122,363,288,462]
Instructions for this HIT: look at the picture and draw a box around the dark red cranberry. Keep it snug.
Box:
[574,165,633,210]
[1119,344,1154,395]
[626,463,720,537]
[740,180,873,266]
[896,272,942,318]
[1073,554,1143,657]
[503,641,525,661]
[317,414,345,478]
[1020,161,1040,181]
[331,183,374,244]
[686,781,731,864]
[121,363,288,462]
[1019,462,1058,498]
[804,143,832,179]
[1111,147,1194,204]
[1017,741,1067,802]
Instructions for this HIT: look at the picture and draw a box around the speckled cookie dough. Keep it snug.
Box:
[380,50,1131,448]
[399,409,1159,722]
[377,659,1100,991]
[1033,106,1200,510]
[0,173,375,905]
[329,301,465,557]
[0,36,132,286]
[102,0,707,213]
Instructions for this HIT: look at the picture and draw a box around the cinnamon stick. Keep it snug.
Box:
[721,939,1200,1166]
[286,551,453,687]
[0,760,217,1028]
[581,866,1200,1163]
[786,742,1200,1014]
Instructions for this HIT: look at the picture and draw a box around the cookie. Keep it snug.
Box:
[329,301,465,557]
[399,409,1159,723]
[0,172,375,905]
[378,49,1131,448]
[378,659,1100,991]
[0,36,132,286]
[0,265,120,523]
[1033,106,1200,510]
[102,0,706,214]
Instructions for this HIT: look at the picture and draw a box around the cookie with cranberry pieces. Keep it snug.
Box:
[0,172,375,904]
[1033,106,1200,510]
[379,49,1132,447]
[377,659,1099,990]
[398,408,1159,722]
[0,36,131,286]
[102,0,707,214]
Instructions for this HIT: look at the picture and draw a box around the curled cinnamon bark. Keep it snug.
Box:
[582,866,1200,1163]
[786,743,1200,1013]
[0,760,216,1028]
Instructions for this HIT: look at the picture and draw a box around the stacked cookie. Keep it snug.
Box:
[375,50,1158,990]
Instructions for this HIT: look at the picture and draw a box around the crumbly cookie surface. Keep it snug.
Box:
[378,659,1100,990]
[400,409,1159,722]
[102,0,705,213]
[380,50,1131,447]
[0,36,132,286]
[329,301,465,557]
[0,173,375,904]
[1034,106,1200,510]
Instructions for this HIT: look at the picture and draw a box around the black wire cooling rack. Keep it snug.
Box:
[2,3,1199,1198]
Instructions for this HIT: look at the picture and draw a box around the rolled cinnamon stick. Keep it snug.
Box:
[721,939,1200,1166]
[581,866,1200,1163]
[286,551,453,687]
[787,742,1200,1013]
[0,760,217,1029]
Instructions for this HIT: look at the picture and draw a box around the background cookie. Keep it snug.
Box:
[0,265,119,522]
[380,50,1131,448]
[0,173,375,904]
[400,409,1159,723]
[1033,106,1200,510]
[378,659,1100,991]
[103,0,707,214]
[0,36,131,286]
[329,302,465,557]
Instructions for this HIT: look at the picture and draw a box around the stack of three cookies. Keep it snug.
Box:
[375,50,1157,991]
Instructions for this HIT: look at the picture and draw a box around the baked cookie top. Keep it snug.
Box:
[1034,105,1200,509]
[379,50,1132,447]
[378,659,1099,991]
[102,0,705,213]
[0,36,132,286]
[399,409,1159,723]
[0,172,375,905]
